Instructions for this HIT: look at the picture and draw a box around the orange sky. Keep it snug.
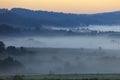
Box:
[0,0,120,14]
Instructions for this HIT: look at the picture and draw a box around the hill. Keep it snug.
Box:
[0,8,120,28]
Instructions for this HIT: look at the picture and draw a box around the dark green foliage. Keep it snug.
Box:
[6,46,28,55]
[0,56,23,68]
[0,41,5,53]
[13,75,24,80]
[0,42,26,73]
[0,56,24,73]
[0,41,28,56]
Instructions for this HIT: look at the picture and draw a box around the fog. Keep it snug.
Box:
[1,35,120,74]
[1,36,120,49]
[1,25,120,74]
[50,25,120,32]
[88,25,120,32]
[15,48,120,74]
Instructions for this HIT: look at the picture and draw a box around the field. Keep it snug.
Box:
[1,74,120,80]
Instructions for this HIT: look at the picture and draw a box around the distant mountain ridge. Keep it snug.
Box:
[0,8,120,28]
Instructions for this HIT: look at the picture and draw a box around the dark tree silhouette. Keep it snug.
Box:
[0,56,24,73]
[6,46,18,54]
[20,46,26,53]
[0,41,5,53]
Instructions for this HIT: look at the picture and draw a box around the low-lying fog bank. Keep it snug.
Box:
[15,48,120,74]
[1,36,120,49]
[1,35,120,74]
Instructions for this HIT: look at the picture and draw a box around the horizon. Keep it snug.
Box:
[1,7,120,15]
[0,0,120,14]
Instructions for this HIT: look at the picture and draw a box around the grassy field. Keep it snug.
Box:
[1,74,120,80]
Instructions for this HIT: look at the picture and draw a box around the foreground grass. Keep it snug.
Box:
[1,74,120,80]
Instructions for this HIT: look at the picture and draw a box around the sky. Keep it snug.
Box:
[0,0,120,14]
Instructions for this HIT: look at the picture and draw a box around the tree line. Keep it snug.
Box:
[0,41,26,73]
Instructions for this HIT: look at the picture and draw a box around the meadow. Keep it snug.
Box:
[1,74,120,80]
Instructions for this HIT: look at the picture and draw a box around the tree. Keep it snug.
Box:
[0,56,24,73]
[0,41,5,53]
[20,46,26,52]
[6,46,18,54]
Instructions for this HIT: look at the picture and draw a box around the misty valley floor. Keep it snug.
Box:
[1,47,120,80]
[1,36,120,74]
[13,48,120,74]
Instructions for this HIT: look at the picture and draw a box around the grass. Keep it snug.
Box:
[1,74,120,80]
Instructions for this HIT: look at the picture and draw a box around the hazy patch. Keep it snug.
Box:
[1,25,120,74]
[14,48,120,74]
[88,25,120,32]
[1,36,120,49]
